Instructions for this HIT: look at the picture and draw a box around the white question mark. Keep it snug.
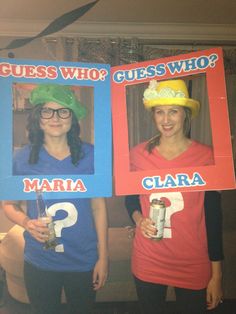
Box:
[209,53,218,67]
[150,192,184,238]
[99,69,108,80]
[46,202,78,252]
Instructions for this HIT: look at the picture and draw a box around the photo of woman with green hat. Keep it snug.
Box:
[125,78,223,314]
[2,84,108,314]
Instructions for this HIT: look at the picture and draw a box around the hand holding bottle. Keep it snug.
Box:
[24,217,51,243]
[35,189,57,249]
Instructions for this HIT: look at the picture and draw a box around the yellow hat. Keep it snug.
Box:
[143,79,200,118]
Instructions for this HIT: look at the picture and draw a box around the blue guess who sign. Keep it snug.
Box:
[0,58,112,200]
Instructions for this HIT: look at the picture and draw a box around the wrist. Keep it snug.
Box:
[211,272,222,280]
[211,261,223,279]
[136,216,144,228]
[22,216,30,229]
[97,252,109,262]
[97,245,109,259]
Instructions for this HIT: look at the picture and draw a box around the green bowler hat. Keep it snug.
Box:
[29,84,87,120]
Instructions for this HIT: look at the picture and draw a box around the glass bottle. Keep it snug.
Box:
[36,189,57,250]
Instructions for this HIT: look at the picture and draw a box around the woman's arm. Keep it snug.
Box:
[204,191,224,261]
[91,197,108,290]
[204,191,224,309]
[2,200,49,243]
[2,200,29,228]
[207,261,223,309]
[125,195,156,238]
[125,195,141,225]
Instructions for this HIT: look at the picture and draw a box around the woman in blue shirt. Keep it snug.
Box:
[3,84,108,314]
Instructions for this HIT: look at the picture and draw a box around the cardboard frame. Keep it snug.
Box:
[111,47,235,195]
[0,58,112,200]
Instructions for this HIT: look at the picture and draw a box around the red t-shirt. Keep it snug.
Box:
[130,140,214,289]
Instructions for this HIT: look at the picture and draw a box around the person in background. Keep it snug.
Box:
[125,79,223,314]
[3,84,108,314]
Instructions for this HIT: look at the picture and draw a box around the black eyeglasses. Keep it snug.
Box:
[40,107,72,119]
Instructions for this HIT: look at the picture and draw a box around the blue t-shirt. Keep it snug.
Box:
[13,143,98,272]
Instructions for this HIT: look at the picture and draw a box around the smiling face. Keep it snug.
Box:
[39,102,72,140]
[153,105,187,139]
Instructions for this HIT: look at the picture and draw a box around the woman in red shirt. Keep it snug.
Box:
[126,79,223,314]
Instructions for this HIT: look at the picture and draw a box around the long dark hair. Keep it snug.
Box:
[27,105,83,165]
[146,106,192,153]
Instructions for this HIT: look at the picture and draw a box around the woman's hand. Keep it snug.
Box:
[25,218,50,243]
[137,216,157,239]
[2,201,49,244]
[93,256,108,291]
[91,197,108,291]
[206,262,223,310]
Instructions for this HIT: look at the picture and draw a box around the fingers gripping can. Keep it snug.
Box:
[149,199,166,240]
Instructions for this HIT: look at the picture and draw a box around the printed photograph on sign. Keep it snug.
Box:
[12,83,95,194]
[111,47,235,195]
[0,58,111,200]
[127,74,213,163]
[12,83,94,155]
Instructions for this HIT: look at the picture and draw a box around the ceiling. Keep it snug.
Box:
[0,0,236,41]
[0,0,236,24]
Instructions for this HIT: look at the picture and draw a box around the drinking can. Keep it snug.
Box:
[149,199,166,240]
